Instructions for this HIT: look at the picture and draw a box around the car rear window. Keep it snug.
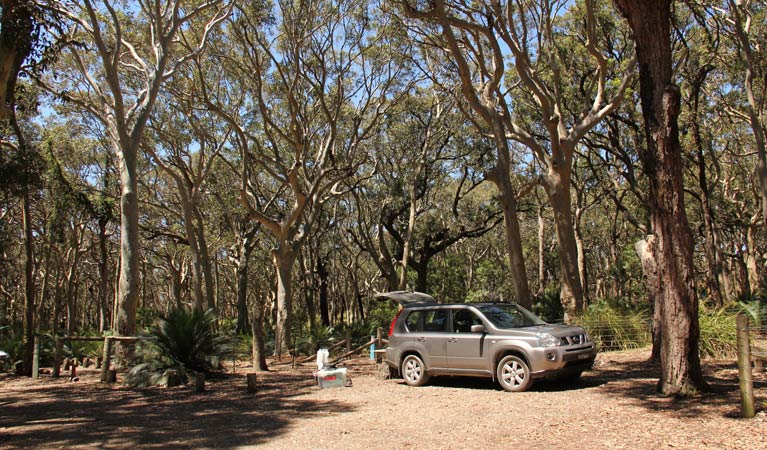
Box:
[405,311,421,332]
[404,309,448,332]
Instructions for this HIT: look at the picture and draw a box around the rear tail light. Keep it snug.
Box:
[388,309,404,336]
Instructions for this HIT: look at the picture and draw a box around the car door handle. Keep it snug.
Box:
[417,337,427,342]
[448,338,458,343]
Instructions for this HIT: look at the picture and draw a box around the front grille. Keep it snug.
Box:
[560,334,587,346]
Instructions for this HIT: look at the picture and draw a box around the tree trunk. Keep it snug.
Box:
[251,299,268,371]
[173,184,205,310]
[492,163,532,308]
[537,201,547,297]
[574,212,588,307]
[273,244,296,357]
[614,0,705,395]
[194,206,216,312]
[543,164,585,320]
[235,240,251,334]
[746,225,761,295]
[414,261,429,294]
[22,191,35,376]
[98,219,110,332]
[689,64,724,306]
[317,256,330,327]
[115,147,140,338]
[636,237,660,361]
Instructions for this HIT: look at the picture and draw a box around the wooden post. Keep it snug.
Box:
[376,327,383,363]
[52,337,63,378]
[247,373,258,393]
[737,313,755,418]
[107,369,117,383]
[196,373,206,392]
[345,329,351,353]
[32,336,40,379]
[100,337,113,383]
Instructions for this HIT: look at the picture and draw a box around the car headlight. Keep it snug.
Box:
[537,333,560,348]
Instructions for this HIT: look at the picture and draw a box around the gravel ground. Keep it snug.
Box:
[1,349,765,449]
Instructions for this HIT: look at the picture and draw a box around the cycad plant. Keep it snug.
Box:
[127,307,225,387]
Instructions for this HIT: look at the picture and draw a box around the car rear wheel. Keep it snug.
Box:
[401,354,429,386]
[497,355,532,392]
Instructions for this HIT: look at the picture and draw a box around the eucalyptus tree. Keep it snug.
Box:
[202,0,410,356]
[39,0,230,338]
[144,80,230,312]
[0,0,46,376]
[713,1,767,234]
[400,0,635,316]
[613,0,705,396]
[693,0,766,293]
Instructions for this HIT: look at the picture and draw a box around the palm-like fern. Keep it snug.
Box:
[153,308,224,373]
[127,307,224,387]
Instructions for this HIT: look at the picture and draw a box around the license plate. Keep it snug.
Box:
[578,353,590,360]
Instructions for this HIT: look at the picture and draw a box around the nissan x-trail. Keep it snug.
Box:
[379,291,596,392]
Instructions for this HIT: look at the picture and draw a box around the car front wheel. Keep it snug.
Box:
[401,354,429,386]
[497,355,532,392]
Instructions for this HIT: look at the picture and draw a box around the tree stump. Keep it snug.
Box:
[164,369,183,388]
[246,373,258,393]
[107,369,117,383]
[196,373,206,392]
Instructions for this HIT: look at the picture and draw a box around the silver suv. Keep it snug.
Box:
[379,291,596,392]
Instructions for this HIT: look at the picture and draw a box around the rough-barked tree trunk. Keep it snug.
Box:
[614,0,706,395]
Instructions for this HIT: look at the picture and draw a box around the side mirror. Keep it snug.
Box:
[470,324,486,334]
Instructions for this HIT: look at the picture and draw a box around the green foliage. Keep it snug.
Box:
[427,253,468,303]
[335,321,372,347]
[294,324,336,355]
[0,332,24,370]
[63,331,103,361]
[127,308,225,387]
[531,290,564,323]
[366,301,398,337]
[576,302,651,352]
[736,298,767,327]
[136,307,159,332]
[697,306,738,359]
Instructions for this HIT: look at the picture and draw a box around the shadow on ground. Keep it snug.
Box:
[0,368,354,449]
[588,353,767,419]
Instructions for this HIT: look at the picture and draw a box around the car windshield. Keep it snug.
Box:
[476,304,546,328]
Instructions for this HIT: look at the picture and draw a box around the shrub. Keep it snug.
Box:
[575,302,651,352]
[127,307,225,387]
[698,306,737,359]
[531,290,564,323]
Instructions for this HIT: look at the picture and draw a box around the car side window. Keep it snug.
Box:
[422,310,448,332]
[452,309,482,333]
[404,311,421,332]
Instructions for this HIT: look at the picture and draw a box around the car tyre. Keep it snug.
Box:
[497,355,532,392]
[401,354,429,387]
